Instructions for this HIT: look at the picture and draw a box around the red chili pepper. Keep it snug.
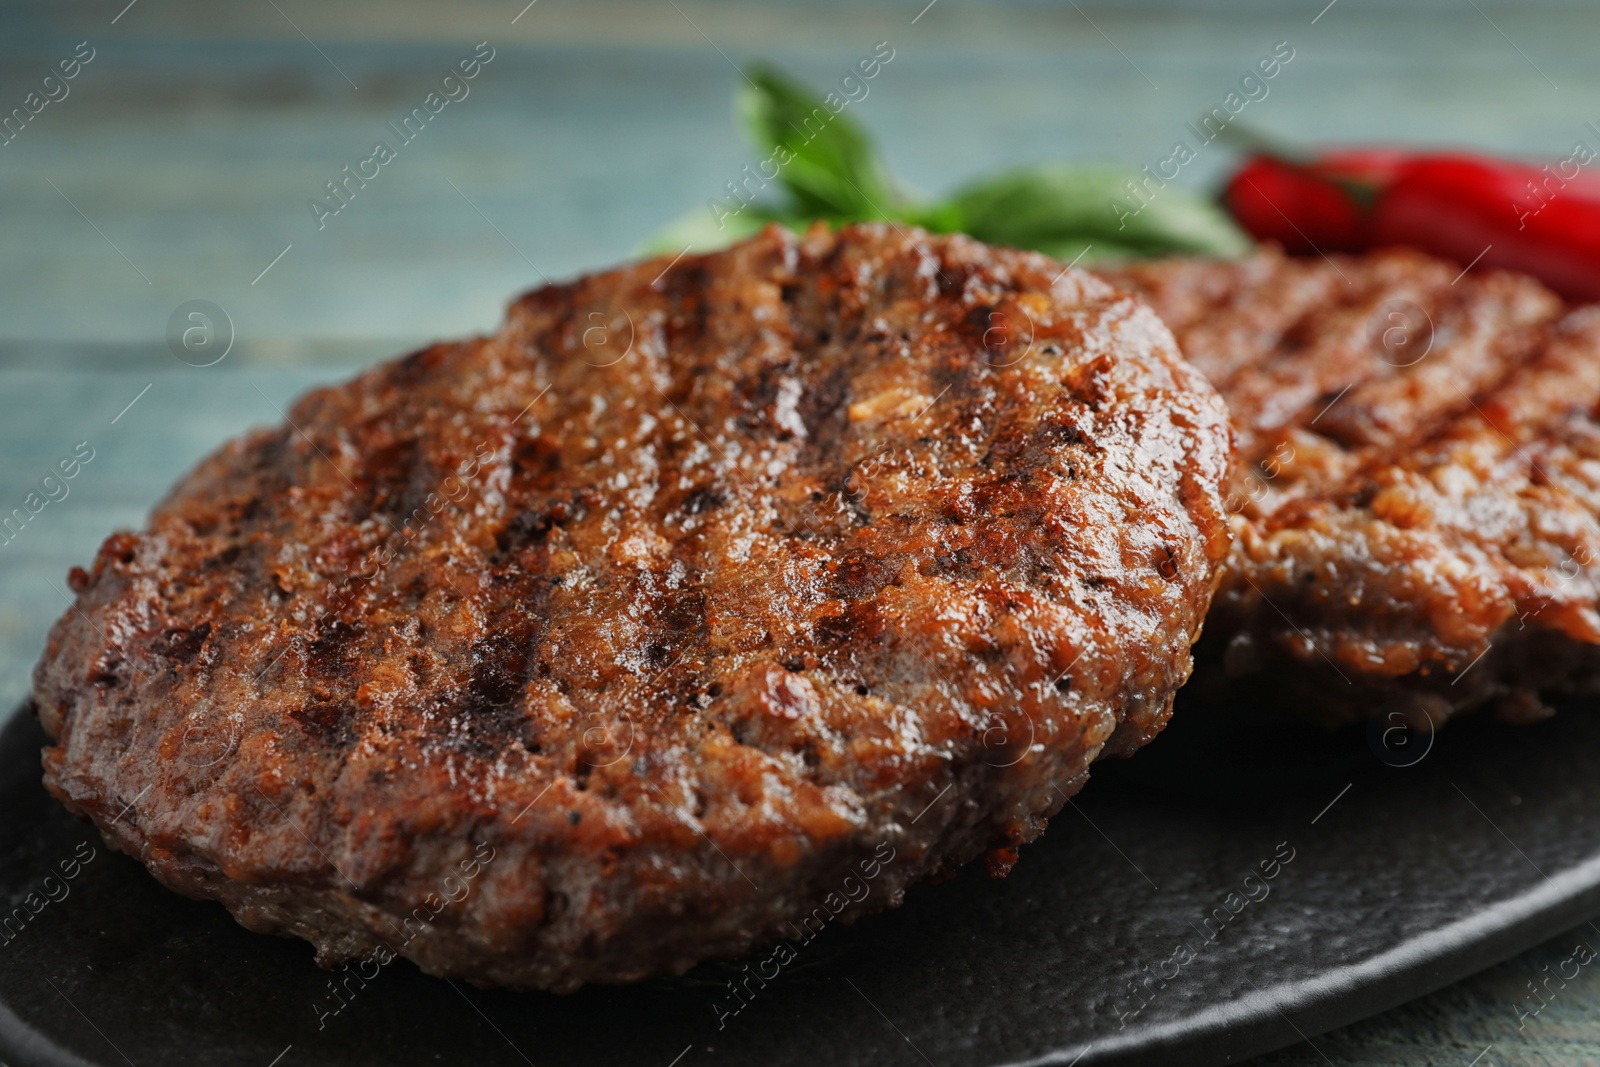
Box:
[1224,149,1414,253]
[1223,155,1369,254]
[1371,154,1600,303]
[1223,148,1600,303]
[1312,148,1413,187]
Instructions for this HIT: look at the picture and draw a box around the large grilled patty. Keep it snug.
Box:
[1104,247,1600,727]
[32,223,1231,991]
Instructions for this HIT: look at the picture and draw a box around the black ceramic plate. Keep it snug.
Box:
[4,693,1599,1067]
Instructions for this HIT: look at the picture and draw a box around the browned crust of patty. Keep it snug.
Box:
[32,224,1231,991]
[1103,247,1600,726]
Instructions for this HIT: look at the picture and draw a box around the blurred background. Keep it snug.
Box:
[4,1,1600,1063]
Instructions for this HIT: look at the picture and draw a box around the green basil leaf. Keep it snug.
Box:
[638,204,778,256]
[945,164,1251,258]
[736,65,899,219]
[1025,237,1147,265]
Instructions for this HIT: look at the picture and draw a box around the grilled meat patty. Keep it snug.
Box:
[1104,247,1600,727]
[32,223,1232,991]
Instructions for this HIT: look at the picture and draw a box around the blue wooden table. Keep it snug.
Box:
[4,1,1600,1062]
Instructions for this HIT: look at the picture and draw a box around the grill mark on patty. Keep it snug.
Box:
[154,621,212,664]
[288,701,358,749]
[510,434,565,495]
[497,496,575,556]
[360,437,424,519]
[1320,282,1552,454]
[1105,250,1563,492]
[449,619,546,756]
[830,550,903,600]
[678,486,726,517]
[305,620,365,681]
[985,414,1094,474]
[660,263,712,358]
[202,545,243,571]
[797,363,853,463]
[813,600,887,650]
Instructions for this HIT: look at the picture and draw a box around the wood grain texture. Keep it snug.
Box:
[3,2,1599,1063]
